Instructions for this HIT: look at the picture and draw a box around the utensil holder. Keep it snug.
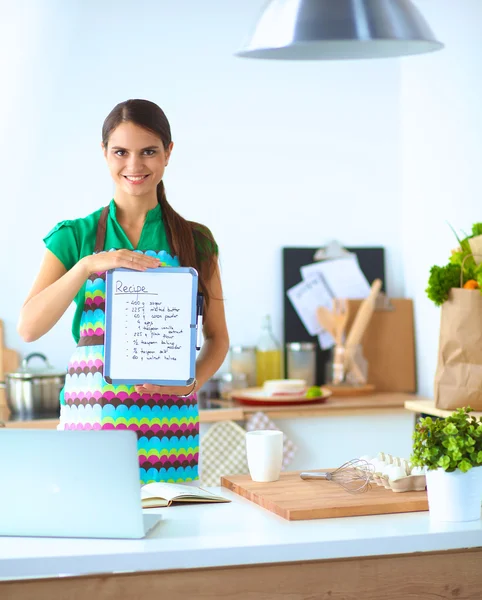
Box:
[329,344,367,385]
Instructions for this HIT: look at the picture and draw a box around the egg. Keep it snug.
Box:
[379,463,394,476]
[370,459,385,474]
[382,465,393,477]
[387,465,407,481]
[410,466,425,476]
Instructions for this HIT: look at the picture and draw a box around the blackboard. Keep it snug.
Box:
[104,267,198,386]
[282,247,385,384]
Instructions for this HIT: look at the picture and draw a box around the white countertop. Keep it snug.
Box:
[2,488,482,581]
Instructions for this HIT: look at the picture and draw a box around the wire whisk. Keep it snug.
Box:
[300,458,374,494]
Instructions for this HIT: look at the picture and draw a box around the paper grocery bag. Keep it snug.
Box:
[434,288,482,410]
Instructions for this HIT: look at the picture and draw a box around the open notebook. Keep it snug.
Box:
[141,482,231,509]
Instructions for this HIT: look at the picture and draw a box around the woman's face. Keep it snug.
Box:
[103,121,173,198]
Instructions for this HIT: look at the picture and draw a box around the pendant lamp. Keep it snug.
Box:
[235,0,444,60]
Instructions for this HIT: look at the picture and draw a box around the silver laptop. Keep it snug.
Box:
[0,429,161,539]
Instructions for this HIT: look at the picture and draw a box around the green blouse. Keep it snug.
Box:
[43,199,217,344]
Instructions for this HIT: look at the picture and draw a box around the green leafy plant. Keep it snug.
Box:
[426,263,461,306]
[426,222,482,305]
[411,407,482,473]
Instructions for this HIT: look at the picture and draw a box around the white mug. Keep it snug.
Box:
[246,430,283,482]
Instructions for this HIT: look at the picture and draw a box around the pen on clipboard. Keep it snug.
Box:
[196,294,204,350]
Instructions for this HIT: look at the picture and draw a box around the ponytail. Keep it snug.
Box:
[157,181,217,305]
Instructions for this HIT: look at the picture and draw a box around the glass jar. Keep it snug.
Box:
[218,372,248,400]
[230,346,257,388]
[324,344,367,385]
[286,342,316,386]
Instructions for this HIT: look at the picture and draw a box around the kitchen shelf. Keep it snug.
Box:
[404,398,482,419]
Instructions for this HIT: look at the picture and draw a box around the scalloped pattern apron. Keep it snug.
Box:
[58,206,199,483]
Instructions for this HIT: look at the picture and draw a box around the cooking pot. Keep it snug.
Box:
[5,352,65,418]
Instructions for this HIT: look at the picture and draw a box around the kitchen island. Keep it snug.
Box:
[1,487,481,600]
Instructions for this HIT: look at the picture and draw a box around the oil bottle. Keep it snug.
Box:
[256,315,282,387]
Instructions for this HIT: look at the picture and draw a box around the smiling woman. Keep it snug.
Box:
[17,99,230,484]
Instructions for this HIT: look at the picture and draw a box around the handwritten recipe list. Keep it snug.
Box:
[106,270,195,383]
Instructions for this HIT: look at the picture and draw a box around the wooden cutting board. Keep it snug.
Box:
[0,320,4,383]
[0,319,20,421]
[221,470,428,521]
[3,347,19,375]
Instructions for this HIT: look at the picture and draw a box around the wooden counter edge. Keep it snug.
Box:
[0,394,429,429]
[404,399,482,419]
[1,408,246,429]
[200,407,245,422]
[1,548,481,600]
[241,392,425,419]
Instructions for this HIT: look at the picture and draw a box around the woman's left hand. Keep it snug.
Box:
[135,383,196,396]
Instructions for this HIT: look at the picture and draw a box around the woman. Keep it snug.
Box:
[18,99,229,484]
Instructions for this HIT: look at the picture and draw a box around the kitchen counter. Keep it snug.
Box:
[0,393,420,476]
[239,391,418,418]
[2,394,419,471]
[0,407,244,428]
[1,392,423,427]
[1,488,481,599]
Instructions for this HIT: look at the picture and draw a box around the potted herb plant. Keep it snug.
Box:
[411,407,482,522]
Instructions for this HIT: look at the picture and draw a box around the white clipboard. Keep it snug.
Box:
[104,267,198,386]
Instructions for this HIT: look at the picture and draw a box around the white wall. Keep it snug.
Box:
[401,0,482,397]
[8,0,477,402]
[1,0,404,372]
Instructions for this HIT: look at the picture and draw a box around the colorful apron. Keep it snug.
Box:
[58,206,200,484]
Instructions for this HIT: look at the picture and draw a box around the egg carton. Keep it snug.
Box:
[360,452,427,493]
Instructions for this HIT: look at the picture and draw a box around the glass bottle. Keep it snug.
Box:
[256,315,282,387]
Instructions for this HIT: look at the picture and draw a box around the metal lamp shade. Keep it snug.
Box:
[235,0,444,60]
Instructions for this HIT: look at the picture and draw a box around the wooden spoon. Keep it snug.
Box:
[316,306,336,337]
[332,298,349,346]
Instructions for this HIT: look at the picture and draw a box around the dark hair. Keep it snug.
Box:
[102,99,217,304]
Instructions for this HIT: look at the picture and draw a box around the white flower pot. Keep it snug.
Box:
[426,466,482,522]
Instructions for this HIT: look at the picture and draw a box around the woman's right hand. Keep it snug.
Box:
[80,250,161,277]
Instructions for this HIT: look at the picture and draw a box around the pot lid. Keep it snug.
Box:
[6,352,65,379]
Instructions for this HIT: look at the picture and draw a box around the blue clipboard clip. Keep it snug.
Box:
[196,293,204,350]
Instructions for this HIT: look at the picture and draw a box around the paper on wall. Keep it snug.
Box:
[286,274,333,336]
[318,330,335,351]
[300,255,371,299]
